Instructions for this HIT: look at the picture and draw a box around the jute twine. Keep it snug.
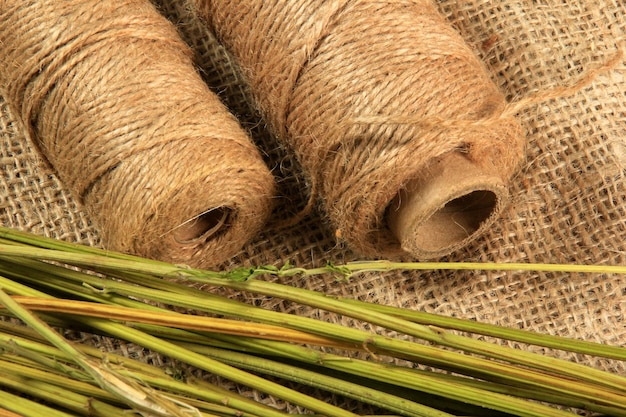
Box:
[193,0,526,260]
[0,0,275,267]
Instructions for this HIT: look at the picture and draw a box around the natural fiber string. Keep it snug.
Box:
[193,0,525,259]
[0,0,275,267]
[504,47,625,116]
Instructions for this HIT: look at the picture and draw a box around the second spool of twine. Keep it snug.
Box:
[195,0,525,259]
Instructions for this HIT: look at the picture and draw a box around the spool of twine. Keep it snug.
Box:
[194,0,525,259]
[0,0,275,267]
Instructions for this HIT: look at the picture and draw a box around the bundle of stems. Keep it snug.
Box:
[0,227,625,417]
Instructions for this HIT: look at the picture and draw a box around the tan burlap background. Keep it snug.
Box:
[1,0,625,406]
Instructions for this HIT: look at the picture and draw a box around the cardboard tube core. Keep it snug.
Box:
[388,152,507,258]
[173,207,232,243]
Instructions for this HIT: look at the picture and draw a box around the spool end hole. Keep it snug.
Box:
[173,207,232,243]
[414,190,497,252]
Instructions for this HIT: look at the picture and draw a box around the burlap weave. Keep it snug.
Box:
[1,0,624,394]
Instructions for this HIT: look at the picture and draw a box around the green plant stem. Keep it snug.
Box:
[0,359,252,417]
[183,275,626,393]
[0,290,590,417]
[0,279,359,417]
[4,256,626,415]
[201,335,610,417]
[3,240,624,363]
[180,339,579,417]
[0,283,354,417]
[0,372,124,417]
[10,296,346,347]
[113,371,265,417]
[0,326,268,417]
[294,260,626,277]
[0,289,210,417]
[80,317,360,417]
[0,358,108,401]
[0,244,212,279]
[178,333,626,417]
[3,226,626,276]
[170,343,455,417]
[2,237,625,374]
[3,228,626,364]
[0,389,76,417]
[339,299,626,360]
[2,228,626,416]
[1,309,580,417]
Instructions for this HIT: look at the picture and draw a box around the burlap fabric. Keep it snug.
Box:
[1,0,624,397]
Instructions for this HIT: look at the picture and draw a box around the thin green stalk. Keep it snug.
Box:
[113,371,265,417]
[0,290,90,365]
[0,281,352,417]
[0,389,76,417]
[0,328,269,417]
[176,333,626,417]
[0,244,210,279]
[0,358,106,401]
[340,299,626,360]
[2,270,584,416]
[325,356,581,417]
[397,365,626,416]
[10,296,345,347]
[172,343,455,417]
[117,276,626,412]
[0,274,49,297]
[3,239,625,393]
[0,278,357,417]
[79,317,360,417]
[0,289,205,417]
[0,372,124,417]
[3,226,626,276]
[289,259,626,277]
[0,227,165,261]
[0,366,242,417]
[179,338,578,417]
[183,275,626,394]
[3,231,626,365]
[2,228,626,416]
[1,299,576,417]
[192,335,606,417]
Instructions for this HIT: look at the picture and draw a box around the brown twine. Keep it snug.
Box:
[193,0,525,259]
[504,46,625,116]
[0,0,276,267]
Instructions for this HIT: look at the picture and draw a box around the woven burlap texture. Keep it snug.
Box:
[1,0,625,383]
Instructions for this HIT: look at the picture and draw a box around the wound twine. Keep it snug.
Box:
[0,0,275,267]
[194,0,525,260]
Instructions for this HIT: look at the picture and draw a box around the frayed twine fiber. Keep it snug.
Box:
[0,0,275,267]
[194,0,525,260]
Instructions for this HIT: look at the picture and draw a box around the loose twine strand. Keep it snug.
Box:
[0,0,276,267]
[504,46,625,116]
